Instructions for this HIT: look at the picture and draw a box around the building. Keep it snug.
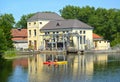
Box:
[27,12,93,51]
[11,28,28,50]
[41,19,93,51]
[93,33,110,50]
[27,12,64,50]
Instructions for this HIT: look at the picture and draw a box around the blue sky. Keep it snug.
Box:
[0,0,120,22]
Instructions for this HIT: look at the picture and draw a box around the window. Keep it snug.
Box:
[63,31,65,33]
[29,40,32,47]
[45,32,49,35]
[29,30,31,36]
[83,31,86,34]
[53,32,55,34]
[80,31,82,34]
[66,31,69,33]
[34,40,37,50]
[40,22,42,24]
[56,31,59,34]
[83,36,86,44]
[34,22,36,25]
[56,23,60,26]
[80,36,82,44]
[53,38,55,42]
[34,29,36,36]
[45,32,47,35]
[29,23,31,26]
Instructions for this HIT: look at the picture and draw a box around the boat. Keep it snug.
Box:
[55,61,67,64]
[43,61,67,65]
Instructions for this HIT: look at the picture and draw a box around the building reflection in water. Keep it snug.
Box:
[28,53,108,82]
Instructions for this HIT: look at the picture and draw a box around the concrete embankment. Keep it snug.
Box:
[17,51,40,55]
[84,49,120,54]
[17,50,66,55]
[39,50,66,55]
[17,49,120,55]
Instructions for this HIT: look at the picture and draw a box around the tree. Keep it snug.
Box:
[60,5,120,46]
[15,13,35,28]
[0,13,15,49]
[60,5,81,19]
[111,32,120,46]
[60,5,95,23]
[0,29,7,54]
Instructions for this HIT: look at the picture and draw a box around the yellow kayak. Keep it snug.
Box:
[43,61,67,65]
[55,61,67,64]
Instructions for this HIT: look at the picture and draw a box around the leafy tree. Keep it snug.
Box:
[0,29,7,54]
[60,5,120,46]
[111,32,120,46]
[0,13,15,49]
[60,5,81,19]
[78,6,95,23]
[15,13,35,28]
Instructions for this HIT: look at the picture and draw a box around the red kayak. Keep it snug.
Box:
[43,61,55,64]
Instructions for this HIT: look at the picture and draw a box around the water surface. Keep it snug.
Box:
[0,53,120,82]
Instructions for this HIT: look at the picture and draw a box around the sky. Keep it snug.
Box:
[0,0,120,22]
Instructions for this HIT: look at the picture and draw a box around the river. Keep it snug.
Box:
[0,53,120,82]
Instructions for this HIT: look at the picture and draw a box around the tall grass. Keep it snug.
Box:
[4,49,17,58]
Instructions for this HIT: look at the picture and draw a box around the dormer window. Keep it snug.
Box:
[56,22,60,26]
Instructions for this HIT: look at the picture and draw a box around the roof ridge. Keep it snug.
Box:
[27,12,64,22]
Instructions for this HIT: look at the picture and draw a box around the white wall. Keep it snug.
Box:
[14,42,28,50]
[72,29,93,50]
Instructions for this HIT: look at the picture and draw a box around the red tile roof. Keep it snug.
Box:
[11,29,27,41]
[93,33,102,39]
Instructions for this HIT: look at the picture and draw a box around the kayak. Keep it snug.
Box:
[43,61,67,65]
[55,61,67,64]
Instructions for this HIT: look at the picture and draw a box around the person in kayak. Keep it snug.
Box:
[54,58,58,67]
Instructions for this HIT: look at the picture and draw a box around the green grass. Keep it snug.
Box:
[3,49,17,59]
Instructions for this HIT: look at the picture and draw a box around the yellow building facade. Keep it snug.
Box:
[27,20,49,50]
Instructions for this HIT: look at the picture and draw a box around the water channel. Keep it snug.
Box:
[0,53,120,82]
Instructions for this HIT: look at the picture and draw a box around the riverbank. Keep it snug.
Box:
[3,54,34,59]
[84,49,120,54]
[3,49,120,59]
[18,49,120,55]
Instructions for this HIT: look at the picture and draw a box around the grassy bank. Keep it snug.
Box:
[3,49,17,59]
